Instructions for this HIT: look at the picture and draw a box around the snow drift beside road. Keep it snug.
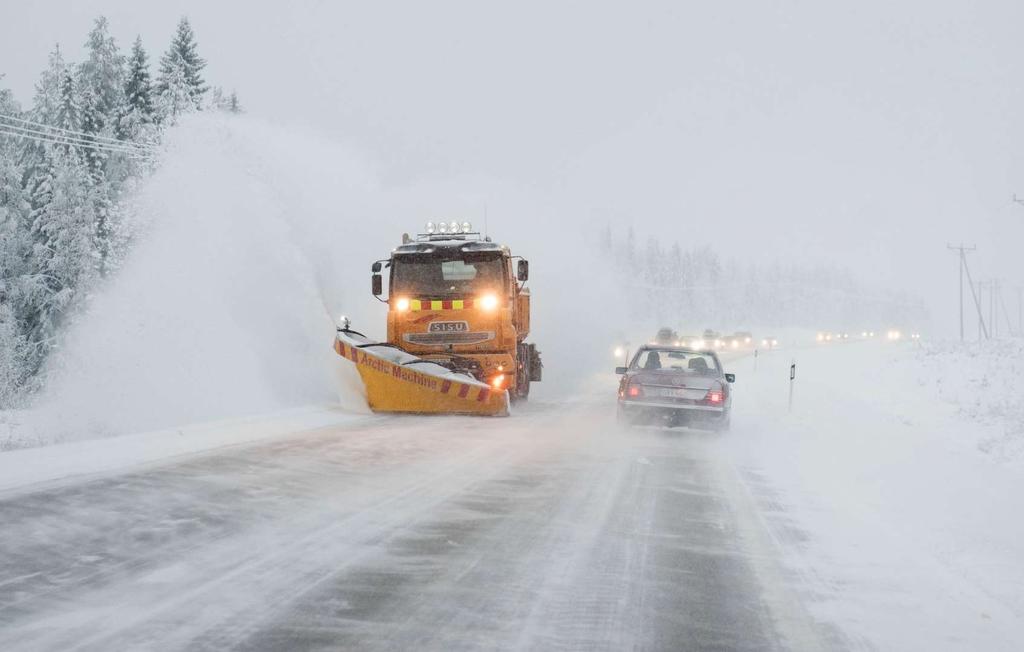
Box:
[725,340,1024,649]
[23,115,381,442]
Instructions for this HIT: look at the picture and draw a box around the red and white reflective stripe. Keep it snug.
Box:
[335,338,501,401]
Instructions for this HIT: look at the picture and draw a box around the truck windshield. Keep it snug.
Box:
[391,254,505,296]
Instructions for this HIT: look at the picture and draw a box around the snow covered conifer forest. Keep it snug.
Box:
[599,225,927,332]
[0,16,241,407]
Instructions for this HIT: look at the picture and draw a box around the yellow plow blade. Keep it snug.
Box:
[334,332,509,416]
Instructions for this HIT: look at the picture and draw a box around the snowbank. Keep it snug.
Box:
[16,114,380,444]
[910,339,1024,464]
[0,405,363,494]
[724,339,1024,650]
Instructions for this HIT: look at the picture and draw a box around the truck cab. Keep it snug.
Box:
[371,222,541,399]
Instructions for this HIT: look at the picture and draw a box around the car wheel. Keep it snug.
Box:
[616,404,633,428]
[714,411,731,432]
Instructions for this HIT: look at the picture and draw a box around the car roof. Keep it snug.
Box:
[638,344,717,356]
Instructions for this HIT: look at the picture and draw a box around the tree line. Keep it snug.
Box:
[600,225,927,333]
[0,16,241,406]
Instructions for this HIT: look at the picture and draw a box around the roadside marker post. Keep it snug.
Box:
[788,362,796,413]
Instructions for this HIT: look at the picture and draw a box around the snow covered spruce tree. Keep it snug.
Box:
[77,17,128,277]
[120,36,156,138]
[18,71,99,382]
[0,15,240,402]
[207,86,244,114]
[0,81,37,404]
[155,17,207,122]
[78,18,125,131]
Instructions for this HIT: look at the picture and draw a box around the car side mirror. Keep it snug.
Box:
[517,259,529,282]
[371,274,382,296]
[725,373,735,383]
[615,366,627,375]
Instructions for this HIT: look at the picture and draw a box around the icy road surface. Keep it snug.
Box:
[0,397,841,650]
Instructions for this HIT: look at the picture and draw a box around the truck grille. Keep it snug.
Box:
[404,331,494,346]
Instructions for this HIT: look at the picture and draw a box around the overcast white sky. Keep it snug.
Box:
[3,1,1024,334]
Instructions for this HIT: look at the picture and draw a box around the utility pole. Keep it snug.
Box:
[963,258,989,340]
[998,288,1016,337]
[991,279,1003,338]
[1017,287,1023,337]
[947,244,976,341]
[977,281,987,341]
[990,279,998,338]
[1013,194,1024,207]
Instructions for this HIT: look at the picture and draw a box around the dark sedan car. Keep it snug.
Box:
[616,345,734,430]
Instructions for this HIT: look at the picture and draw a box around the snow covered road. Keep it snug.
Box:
[0,392,840,651]
[4,341,1024,651]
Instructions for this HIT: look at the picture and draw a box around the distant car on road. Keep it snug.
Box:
[654,327,679,346]
[723,331,754,350]
[616,345,735,430]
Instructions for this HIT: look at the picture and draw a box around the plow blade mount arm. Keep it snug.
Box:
[334,330,510,416]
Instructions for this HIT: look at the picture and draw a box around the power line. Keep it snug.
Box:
[0,118,153,155]
[0,125,154,159]
[0,124,153,157]
[0,112,149,151]
[0,128,154,160]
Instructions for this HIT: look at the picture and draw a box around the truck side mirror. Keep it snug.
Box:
[517,259,529,282]
[371,261,382,273]
[615,366,627,375]
[371,274,382,296]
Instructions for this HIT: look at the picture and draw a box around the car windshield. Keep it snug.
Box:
[631,349,719,374]
[391,253,505,296]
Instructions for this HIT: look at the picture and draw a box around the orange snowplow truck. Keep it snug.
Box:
[368,221,542,406]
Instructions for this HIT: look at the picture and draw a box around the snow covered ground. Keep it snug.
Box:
[727,339,1024,650]
[1,337,1023,650]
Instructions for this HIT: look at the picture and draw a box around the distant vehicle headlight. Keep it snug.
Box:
[614,347,624,357]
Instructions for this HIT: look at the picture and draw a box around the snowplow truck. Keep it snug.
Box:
[335,222,541,416]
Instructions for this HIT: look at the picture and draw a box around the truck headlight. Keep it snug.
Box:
[479,294,499,311]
